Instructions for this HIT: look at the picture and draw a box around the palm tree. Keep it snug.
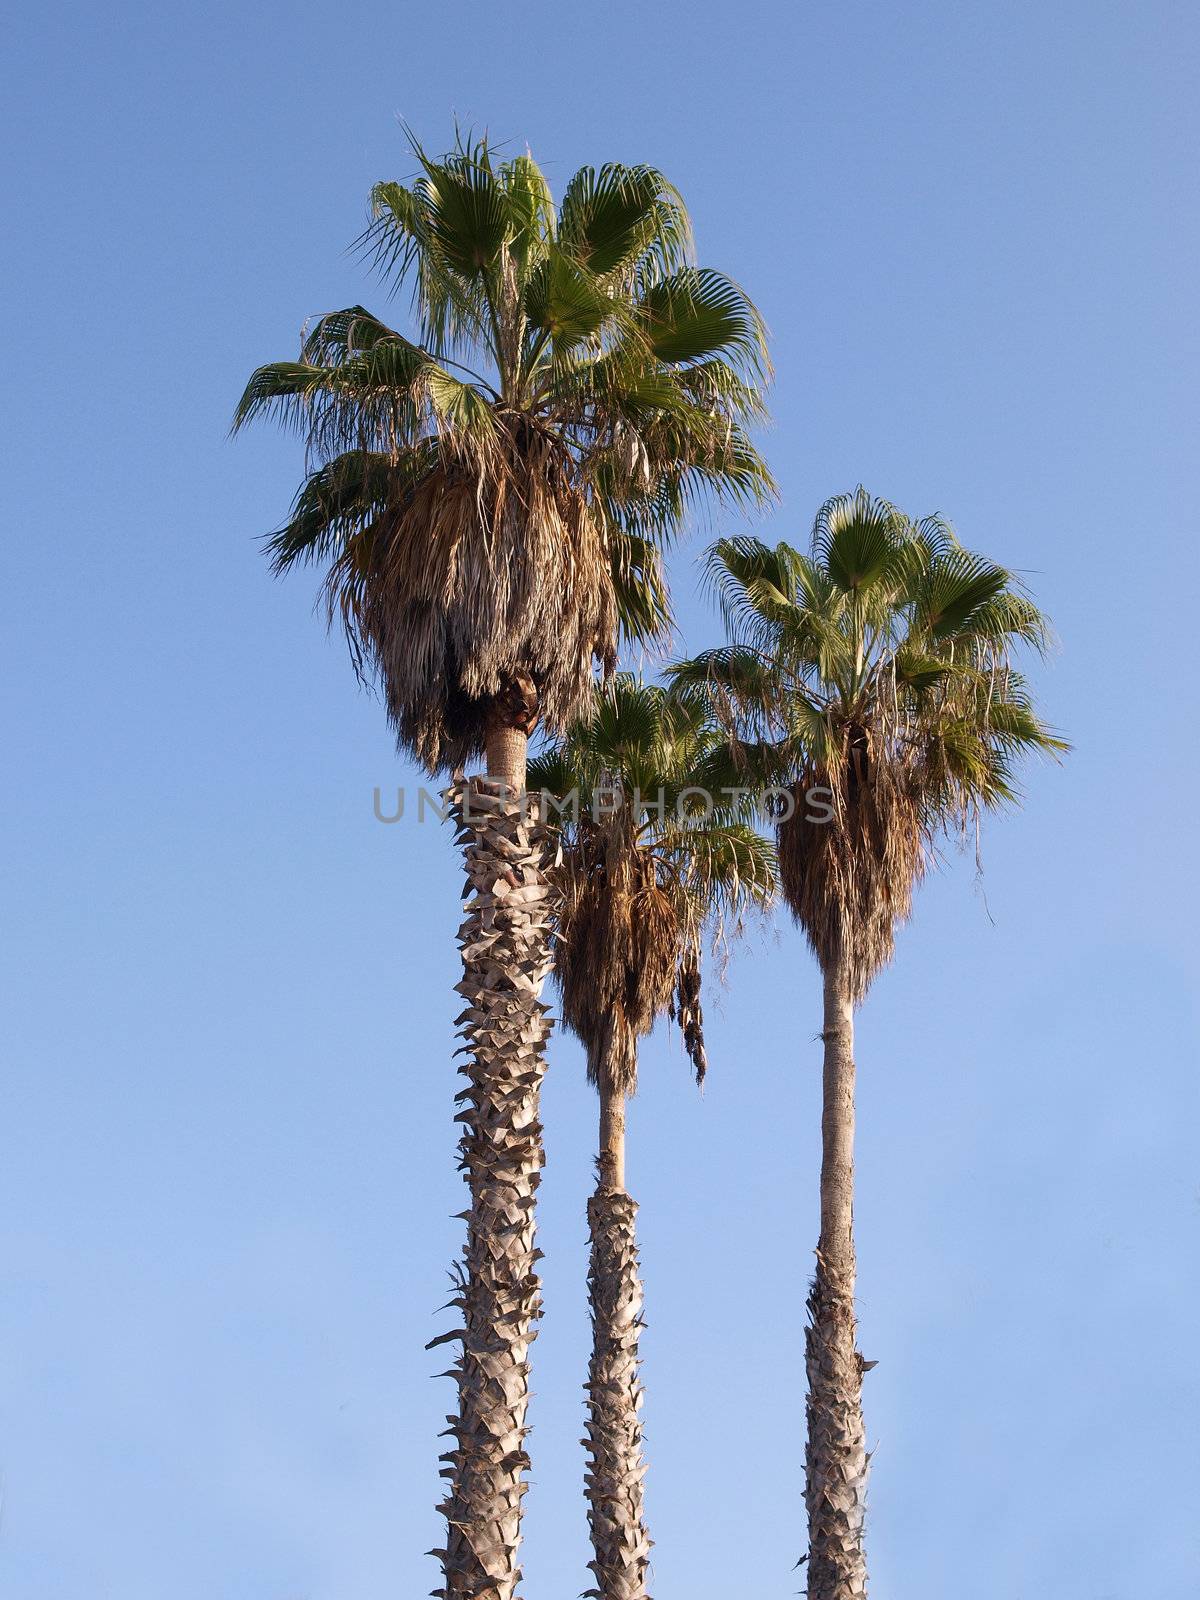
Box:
[234,133,772,1600]
[528,677,773,1600]
[671,490,1065,1600]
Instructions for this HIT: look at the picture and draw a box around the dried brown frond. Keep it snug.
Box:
[554,818,681,1097]
[669,942,708,1085]
[778,717,926,1000]
[330,416,618,772]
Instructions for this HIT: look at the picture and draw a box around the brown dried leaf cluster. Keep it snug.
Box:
[336,421,618,775]
[554,829,683,1097]
[778,722,925,1001]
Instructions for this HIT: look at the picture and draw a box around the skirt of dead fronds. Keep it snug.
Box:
[337,422,621,774]
[778,737,925,1000]
[555,831,680,1096]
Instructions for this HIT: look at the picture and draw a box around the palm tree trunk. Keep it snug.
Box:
[804,964,869,1600]
[583,1076,652,1600]
[435,715,553,1600]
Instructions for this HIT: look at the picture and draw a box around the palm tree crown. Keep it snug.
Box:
[672,488,1066,997]
[235,133,773,774]
[528,675,774,1091]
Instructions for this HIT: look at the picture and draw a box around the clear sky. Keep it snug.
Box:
[3,1,1198,1596]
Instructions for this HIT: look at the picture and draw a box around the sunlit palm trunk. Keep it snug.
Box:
[584,1077,653,1600]
[804,965,869,1600]
[436,723,554,1600]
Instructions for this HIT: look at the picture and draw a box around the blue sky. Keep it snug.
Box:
[3,1,1198,1596]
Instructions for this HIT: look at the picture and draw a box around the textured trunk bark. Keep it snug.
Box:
[434,721,553,1600]
[598,1077,627,1193]
[804,965,869,1600]
[485,721,528,795]
[583,1077,652,1600]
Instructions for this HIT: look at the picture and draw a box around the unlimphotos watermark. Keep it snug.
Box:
[372,784,836,826]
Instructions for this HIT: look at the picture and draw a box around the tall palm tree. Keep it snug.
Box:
[528,677,773,1600]
[671,490,1065,1600]
[234,133,772,1600]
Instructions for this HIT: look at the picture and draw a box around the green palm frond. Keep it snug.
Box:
[264,449,399,571]
[892,645,952,695]
[666,644,780,726]
[961,588,1053,653]
[557,163,692,282]
[497,151,556,275]
[523,246,628,347]
[675,357,769,422]
[701,536,797,633]
[408,132,510,280]
[812,488,909,596]
[912,547,1010,642]
[364,176,489,355]
[299,306,399,363]
[607,526,672,646]
[636,269,770,376]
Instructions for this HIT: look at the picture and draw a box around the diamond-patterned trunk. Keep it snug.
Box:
[433,772,555,1600]
[583,1083,652,1600]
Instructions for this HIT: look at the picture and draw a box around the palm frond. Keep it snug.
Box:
[557,164,692,282]
[264,449,399,571]
[524,246,627,347]
[811,488,908,595]
[636,269,770,378]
